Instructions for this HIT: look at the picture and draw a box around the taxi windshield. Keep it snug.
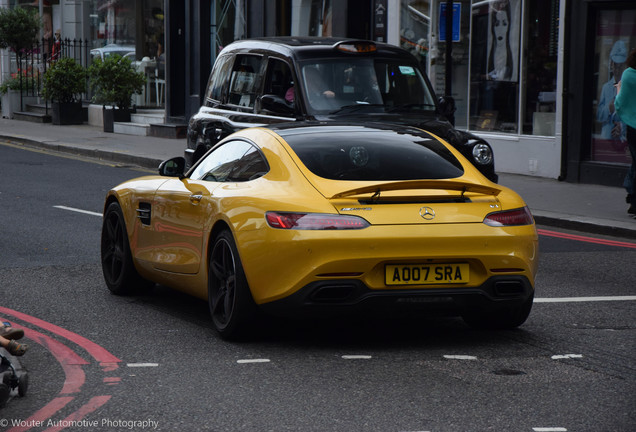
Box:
[298,58,436,115]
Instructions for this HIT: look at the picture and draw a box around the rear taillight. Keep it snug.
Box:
[483,206,534,227]
[265,212,370,230]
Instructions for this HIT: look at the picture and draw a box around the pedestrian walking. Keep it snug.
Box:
[614,48,636,217]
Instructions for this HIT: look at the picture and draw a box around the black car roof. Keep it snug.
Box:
[221,37,416,62]
[269,121,430,139]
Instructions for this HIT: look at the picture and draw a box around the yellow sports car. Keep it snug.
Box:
[101,124,538,339]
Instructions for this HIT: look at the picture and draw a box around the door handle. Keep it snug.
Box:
[189,193,203,204]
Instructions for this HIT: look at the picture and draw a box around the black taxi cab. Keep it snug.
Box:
[186,37,498,182]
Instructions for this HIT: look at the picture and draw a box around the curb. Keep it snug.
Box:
[533,215,636,240]
[1,134,162,170]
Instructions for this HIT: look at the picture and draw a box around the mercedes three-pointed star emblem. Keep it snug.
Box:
[419,206,436,220]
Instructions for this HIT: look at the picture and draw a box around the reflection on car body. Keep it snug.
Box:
[187,37,498,182]
[102,123,536,340]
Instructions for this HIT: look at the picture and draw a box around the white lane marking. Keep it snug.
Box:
[54,205,102,217]
[342,355,372,360]
[535,296,636,303]
[237,359,271,364]
[127,363,159,367]
[551,354,583,360]
[533,428,567,432]
[443,355,478,360]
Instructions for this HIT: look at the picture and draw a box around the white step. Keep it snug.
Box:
[131,112,164,125]
[114,121,150,136]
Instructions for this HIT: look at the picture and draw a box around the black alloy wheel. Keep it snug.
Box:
[208,229,256,339]
[101,201,150,294]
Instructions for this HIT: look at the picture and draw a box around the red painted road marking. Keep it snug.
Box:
[7,397,74,432]
[0,307,121,431]
[0,306,120,365]
[42,395,112,432]
[537,229,636,249]
[22,326,88,395]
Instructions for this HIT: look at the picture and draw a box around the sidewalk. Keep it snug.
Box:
[1,117,635,239]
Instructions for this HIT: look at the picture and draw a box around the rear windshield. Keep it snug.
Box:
[283,129,464,180]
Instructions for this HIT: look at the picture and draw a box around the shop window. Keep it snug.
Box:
[400,0,431,73]
[591,9,636,164]
[469,0,522,133]
[308,0,332,36]
[522,0,559,136]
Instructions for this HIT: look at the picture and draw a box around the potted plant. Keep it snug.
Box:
[88,54,145,132]
[41,57,86,125]
[0,67,40,118]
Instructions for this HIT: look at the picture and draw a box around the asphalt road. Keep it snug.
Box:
[1,142,635,432]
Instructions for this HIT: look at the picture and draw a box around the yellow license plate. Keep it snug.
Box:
[385,263,469,286]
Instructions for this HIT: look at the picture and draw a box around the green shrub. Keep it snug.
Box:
[42,58,86,103]
[0,7,40,53]
[88,55,145,109]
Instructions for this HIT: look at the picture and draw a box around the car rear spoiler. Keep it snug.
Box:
[329,180,502,199]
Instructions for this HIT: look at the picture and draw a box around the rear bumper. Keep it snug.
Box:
[259,274,533,317]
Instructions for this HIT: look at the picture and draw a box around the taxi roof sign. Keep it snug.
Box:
[333,41,377,53]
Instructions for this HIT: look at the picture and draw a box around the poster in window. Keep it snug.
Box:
[486,0,521,82]
[469,0,521,132]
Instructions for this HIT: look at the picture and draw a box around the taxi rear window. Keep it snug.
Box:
[283,130,464,180]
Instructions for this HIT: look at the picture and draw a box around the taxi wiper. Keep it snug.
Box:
[388,103,436,112]
[329,103,385,114]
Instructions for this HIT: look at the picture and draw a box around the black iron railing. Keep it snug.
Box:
[7,38,90,112]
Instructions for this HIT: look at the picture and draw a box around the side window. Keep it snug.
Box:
[263,58,295,103]
[205,54,234,103]
[228,55,264,109]
[190,140,269,182]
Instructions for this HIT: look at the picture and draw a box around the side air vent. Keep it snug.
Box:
[136,202,151,226]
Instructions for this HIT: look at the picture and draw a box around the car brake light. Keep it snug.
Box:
[266,212,370,230]
[483,206,534,227]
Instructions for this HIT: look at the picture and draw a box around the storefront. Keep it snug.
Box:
[565,0,635,186]
[0,0,165,107]
[394,0,564,179]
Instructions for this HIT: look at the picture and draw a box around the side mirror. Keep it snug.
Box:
[260,94,294,115]
[158,157,186,178]
[438,96,457,119]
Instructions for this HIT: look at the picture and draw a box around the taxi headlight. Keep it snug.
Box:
[472,143,493,165]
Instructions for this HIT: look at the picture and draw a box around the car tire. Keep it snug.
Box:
[462,293,534,330]
[101,201,152,295]
[208,229,257,340]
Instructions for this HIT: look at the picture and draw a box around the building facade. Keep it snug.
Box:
[169,0,636,186]
[0,0,166,108]
[564,0,635,186]
[1,1,635,186]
